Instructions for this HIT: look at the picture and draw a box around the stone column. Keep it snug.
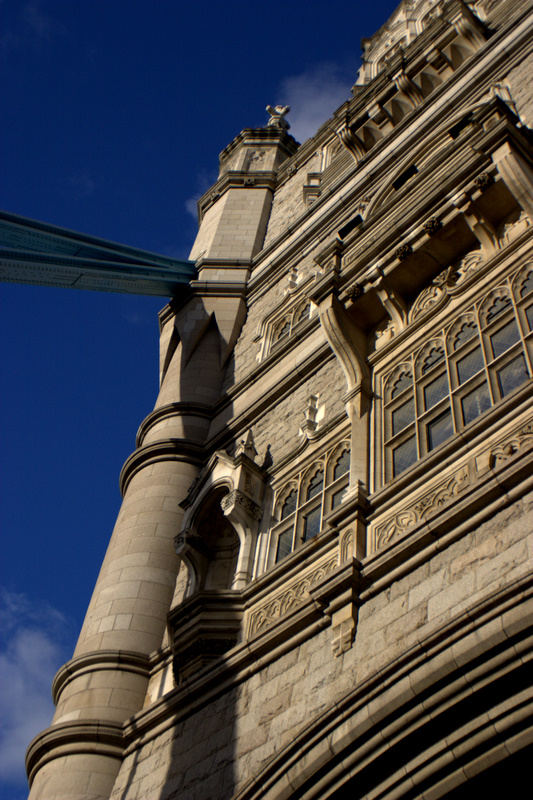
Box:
[27,377,203,800]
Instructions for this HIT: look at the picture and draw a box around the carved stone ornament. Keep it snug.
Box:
[374,318,396,349]
[247,556,338,636]
[396,243,413,261]
[266,104,290,130]
[489,421,533,468]
[498,211,530,249]
[340,529,354,562]
[374,418,533,551]
[423,217,442,235]
[332,618,356,657]
[474,171,493,191]
[221,489,262,521]
[347,283,364,301]
[374,466,471,549]
[409,282,445,323]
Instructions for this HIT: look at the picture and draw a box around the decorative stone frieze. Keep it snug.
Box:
[246,554,338,637]
[372,414,533,550]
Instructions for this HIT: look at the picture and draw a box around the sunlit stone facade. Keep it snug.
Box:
[27,1,533,797]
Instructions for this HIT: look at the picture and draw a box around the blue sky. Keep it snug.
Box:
[0,1,398,796]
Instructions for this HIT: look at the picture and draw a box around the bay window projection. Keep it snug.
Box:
[382,264,533,481]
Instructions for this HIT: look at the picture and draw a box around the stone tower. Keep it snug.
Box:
[26,1,533,798]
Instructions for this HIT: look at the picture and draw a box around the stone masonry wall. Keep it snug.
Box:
[108,489,532,800]
[262,150,322,249]
[249,356,347,469]
[504,51,533,127]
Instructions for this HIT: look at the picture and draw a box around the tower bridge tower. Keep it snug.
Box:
[1,0,532,797]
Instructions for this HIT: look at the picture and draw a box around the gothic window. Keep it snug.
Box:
[267,299,312,355]
[382,264,533,482]
[270,442,350,564]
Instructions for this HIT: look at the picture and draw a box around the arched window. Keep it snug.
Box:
[270,441,351,564]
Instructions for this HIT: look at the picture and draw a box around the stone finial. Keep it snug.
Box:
[266,104,290,130]
[235,430,257,460]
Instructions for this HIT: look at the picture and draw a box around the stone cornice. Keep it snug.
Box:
[136,401,214,448]
[52,649,150,705]
[246,6,532,301]
[119,438,205,496]
[218,127,299,163]
[26,719,124,786]
[198,172,278,221]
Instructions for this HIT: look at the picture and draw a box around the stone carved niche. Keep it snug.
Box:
[169,433,267,683]
[175,432,265,595]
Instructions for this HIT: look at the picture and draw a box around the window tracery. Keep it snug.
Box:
[382,263,533,481]
[263,297,313,358]
[269,441,351,564]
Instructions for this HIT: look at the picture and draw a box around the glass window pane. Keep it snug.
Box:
[306,470,323,501]
[281,490,297,519]
[333,450,350,480]
[426,408,453,450]
[496,355,529,397]
[489,319,520,358]
[302,507,321,542]
[276,530,293,562]
[392,436,417,476]
[525,304,533,332]
[461,383,491,425]
[453,321,477,350]
[457,346,483,384]
[392,398,414,435]
[423,372,448,410]
[485,295,512,324]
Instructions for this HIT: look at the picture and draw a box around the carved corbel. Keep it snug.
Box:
[317,293,371,489]
[451,190,498,252]
[393,69,424,108]
[335,120,366,161]
[318,293,370,408]
[451,3,487,49]
[367,264,407,332]
[426,46,451,76]
[491,141,533,221]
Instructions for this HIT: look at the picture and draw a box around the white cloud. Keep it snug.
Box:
[0,589,72,791]
[184,169,218,221]
[277,62,355,143]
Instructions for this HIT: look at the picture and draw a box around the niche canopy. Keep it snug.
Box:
[0,210,196,297]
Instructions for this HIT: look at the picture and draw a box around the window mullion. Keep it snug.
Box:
[477,302,496,406]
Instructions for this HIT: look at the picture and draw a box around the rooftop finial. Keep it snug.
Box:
[266,104,290,130]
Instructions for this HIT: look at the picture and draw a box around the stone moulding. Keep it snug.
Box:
[372,416,533,551]
[246,554,339,638]
[52,649,150,705]
[26,720,124,787]
[119,438,205,495]
[221,488,262,520]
